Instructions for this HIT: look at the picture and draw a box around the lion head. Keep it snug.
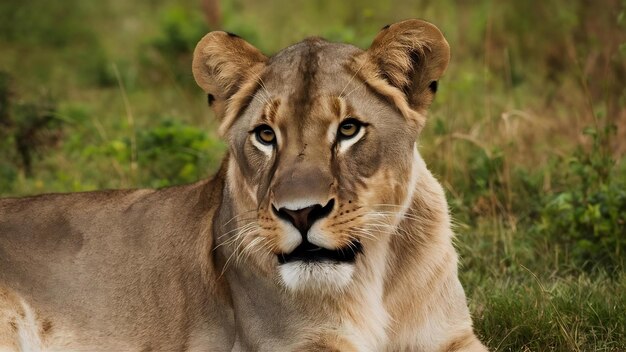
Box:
[193,20,449,293]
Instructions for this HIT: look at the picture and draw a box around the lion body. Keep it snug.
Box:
[0,20,487,351]
[0,178,235,351]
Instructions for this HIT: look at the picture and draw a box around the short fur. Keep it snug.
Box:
[0,20,487,351]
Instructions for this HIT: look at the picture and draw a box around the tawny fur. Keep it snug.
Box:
[0,20,487,351]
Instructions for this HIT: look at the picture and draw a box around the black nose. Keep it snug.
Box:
[273,199,335,235]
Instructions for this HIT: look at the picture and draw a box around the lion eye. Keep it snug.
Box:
[338,118,362,139]
[254,125,276,145]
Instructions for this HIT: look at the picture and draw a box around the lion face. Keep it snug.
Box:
[229,44,419,292]
[193,21,449,293]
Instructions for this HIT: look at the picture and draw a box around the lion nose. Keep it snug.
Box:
[274,199,335,235]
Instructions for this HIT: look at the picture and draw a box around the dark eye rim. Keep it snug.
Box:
[338,117,366,139]
[252,124,276,146]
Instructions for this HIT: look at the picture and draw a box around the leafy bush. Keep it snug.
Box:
[78,119,224,189]
[534,125,625,270]
[143,5,209,85]
[136,119,224,188]
[0,71,62,179]
[437,138,512,223]
[152,5,209,56]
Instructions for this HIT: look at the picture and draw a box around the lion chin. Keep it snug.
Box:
[279,261,355,292]
[276,236,362,292]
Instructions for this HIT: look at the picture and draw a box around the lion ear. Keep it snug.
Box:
[192,32,267,121]
[360,19,450,128]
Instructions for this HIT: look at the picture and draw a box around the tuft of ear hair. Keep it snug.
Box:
[353,19,450,130]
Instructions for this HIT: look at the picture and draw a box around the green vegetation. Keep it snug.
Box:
[1,0,624,350]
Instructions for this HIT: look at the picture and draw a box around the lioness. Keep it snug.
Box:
[0,19,487,351]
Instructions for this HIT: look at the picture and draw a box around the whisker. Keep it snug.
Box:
[219,227,258,278]
[221,209,257,228]
[363,209,426,223]
[238,236,261,265]
[217,221,257,240]
[250,70,273,107]
[216,223,259,257]
[339,58,368,99]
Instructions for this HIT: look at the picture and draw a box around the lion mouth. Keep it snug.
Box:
[278,240,362,264]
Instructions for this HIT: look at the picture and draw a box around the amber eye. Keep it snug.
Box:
[338,118,362,139]
[254,125,276,145]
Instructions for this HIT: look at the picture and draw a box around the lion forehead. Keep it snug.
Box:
[262,39,363,97]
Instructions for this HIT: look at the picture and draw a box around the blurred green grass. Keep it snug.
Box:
[1,0,625,350]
